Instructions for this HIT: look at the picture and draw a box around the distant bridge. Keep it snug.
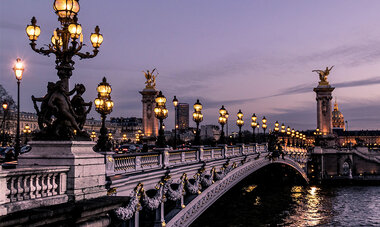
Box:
[105,144,308,227]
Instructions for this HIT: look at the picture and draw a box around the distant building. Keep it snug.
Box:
[332,100,345,131]
[110,117,143,141]
[0,111,38,138]
[177,103,189,130]
[200,125,220,141]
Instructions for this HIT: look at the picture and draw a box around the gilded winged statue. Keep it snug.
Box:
[312,66,334,85]
[143,68,158,89]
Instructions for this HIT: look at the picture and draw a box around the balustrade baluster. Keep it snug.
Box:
[52,173,58,195]
[41,174,48,197]
[30,175,36,199]
[47,173,53,196]
[23,175,31,200]
[9,177,17,202]
[16,176,24,201]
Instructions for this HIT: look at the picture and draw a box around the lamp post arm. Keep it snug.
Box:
[30,42,55,56]
[76,48,99,60]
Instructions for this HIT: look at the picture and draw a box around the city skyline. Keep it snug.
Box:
[2,1,380,132]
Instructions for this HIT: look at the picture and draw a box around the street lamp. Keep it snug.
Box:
[291,128,295,146]
[218,105,228,144]
[1,101,8,147]
[296,131,300,147]
[172,96,178,149]
[280,123,286,143]
[192,99,203,145]
[13,58,24,158]
[26,0,103,91]
[122,133,127,143]
[90,131,96,141]
[94,77,114,152]
[251,113,257,143]
[274,121,279,133]
[23,124,31,144]
[154,91,168,148]
[236,110,244,143]
[286,126,291,146]
[135,129,144,144]
[262,116,267,142]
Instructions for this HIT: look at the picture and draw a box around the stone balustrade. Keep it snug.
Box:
[107,144,287,174]
[0,166,69,216]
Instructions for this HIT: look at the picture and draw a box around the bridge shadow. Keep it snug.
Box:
[190,163,307,227]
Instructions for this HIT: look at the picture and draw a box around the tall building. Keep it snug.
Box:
[176,103,189,130]
[332,100,345,131]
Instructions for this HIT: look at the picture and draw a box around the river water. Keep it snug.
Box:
[191,185,380,226]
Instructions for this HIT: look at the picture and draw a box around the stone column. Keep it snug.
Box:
[139,88,159,138]
[314,85,335,135]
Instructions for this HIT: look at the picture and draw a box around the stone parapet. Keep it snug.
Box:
[0,166,69,216]
[18,141,107,202]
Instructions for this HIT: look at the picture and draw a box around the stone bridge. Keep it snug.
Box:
[105,144,308,227]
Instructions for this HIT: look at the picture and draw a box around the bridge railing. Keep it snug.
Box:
[0,166,69,215]
[108,144,263,174]
[107,144,306,175]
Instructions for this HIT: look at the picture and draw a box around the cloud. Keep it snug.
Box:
[299,40,380,67]
[0,21,24,31]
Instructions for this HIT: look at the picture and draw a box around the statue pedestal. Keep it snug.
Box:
[18,141,107,201]
[314,84,335,135]
[140,88,159,138]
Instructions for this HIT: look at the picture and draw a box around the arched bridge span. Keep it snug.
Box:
[105,144,308,227]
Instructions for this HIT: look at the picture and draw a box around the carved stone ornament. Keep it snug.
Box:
[141,186,164,211]
[114,189,141,221]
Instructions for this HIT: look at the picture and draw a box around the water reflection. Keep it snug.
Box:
[282,186,330,226]
[192,185,380,227]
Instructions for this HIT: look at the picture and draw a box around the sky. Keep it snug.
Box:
[1,0,380,132]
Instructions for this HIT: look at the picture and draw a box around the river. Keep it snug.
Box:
[191,184,380,226]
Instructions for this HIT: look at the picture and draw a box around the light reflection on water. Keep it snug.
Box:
[281,186,380,227]
[192,185,380,227]
[283,186,329,226]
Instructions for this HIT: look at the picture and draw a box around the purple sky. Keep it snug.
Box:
[1,0,380,132]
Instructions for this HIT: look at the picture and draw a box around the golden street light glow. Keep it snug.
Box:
[13,58,24,81]
[53,0,80,19]
[172,96,178,107]
[26,17,41,41]
[2,101,8,110]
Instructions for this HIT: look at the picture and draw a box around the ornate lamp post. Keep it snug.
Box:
[262,116,267,142]
[13,58,24,158]
[286,126,291,146]
[90,131,96,141]
[218,105,228,144]
[23,124,32,144]
[25,0,103,91]
[251,113,257,143]
[192,99,203,145]
[2,101,8,147]
[94,77,114,152]
[280,123,286,143]
[172,96,178,149]
[154,91,168,148]
[291,128,295,146]
[274,121,279,133]
[135,129,144,144]
[296,131,300,147]
[122,133,127,143]
[302,134,307,147]
[236,110,244,143]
